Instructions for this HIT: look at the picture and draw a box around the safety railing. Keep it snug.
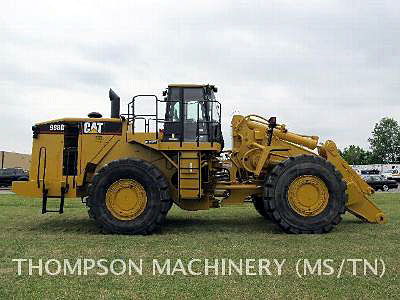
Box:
[122,94,222,147]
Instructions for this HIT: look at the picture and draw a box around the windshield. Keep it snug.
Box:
[166,87,208,121]
[184,88,207,121]
[183,88,203,102]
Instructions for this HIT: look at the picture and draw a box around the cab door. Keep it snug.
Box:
[163,87,182,141]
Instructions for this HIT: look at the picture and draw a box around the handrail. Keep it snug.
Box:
[123,92,222,146]
[37,147,47,189]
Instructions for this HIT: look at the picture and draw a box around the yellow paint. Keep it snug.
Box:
[12,91,386,225]
[288,176,329,217]
[318,140,386,223]
[105,179,147,220]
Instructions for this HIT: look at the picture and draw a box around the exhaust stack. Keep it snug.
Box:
[109,88,120,118]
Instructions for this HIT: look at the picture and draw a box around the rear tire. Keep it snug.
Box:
[264,155,346,234]
[87,158,172,235]
[382,185,389,192]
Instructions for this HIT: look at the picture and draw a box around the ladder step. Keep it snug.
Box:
[178,151,201,200]
[42,187,66,214]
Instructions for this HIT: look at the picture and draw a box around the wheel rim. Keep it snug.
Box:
[383,185,389,191]
[288,175,329,217]
[105,179,147,220]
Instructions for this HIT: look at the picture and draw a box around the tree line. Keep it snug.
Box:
[340,117,400,165]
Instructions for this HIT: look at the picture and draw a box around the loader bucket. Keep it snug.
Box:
[318,140,386,224]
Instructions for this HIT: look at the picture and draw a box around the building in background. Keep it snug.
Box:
[0,151,31,170]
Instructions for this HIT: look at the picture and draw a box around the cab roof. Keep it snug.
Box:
[168,84,209,88]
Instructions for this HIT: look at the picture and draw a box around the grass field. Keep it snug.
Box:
[0,193,399,299]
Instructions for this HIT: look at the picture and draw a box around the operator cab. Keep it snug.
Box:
[162,84,223,146]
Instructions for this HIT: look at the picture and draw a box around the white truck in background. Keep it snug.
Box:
[382,169,400,182]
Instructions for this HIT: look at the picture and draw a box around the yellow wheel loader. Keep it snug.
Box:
[13,84,386,234]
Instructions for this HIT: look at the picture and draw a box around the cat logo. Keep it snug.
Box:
[83,122,104,134]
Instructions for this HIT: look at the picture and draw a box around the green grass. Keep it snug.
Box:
[0,193,399,299]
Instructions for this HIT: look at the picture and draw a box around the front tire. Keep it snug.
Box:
[264,155,346,234]
[252,195,269,219]
[87,158,172,235]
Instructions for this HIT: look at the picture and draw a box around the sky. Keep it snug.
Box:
[1,0,399,153]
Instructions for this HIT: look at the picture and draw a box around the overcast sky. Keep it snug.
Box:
[1,0,399,153]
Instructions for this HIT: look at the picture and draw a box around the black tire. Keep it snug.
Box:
[264,155,346,234]
[382,185,389,192]
[87,158,172,235]
[251,195,269,219]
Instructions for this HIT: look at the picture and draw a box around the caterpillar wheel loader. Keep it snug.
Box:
[12,84,386,234]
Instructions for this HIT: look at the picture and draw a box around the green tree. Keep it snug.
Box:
[364,151,381,164]
[341,145,370,165]
[368,117,400,163]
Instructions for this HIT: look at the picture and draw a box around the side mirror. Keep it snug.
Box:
[268,117,277,126]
